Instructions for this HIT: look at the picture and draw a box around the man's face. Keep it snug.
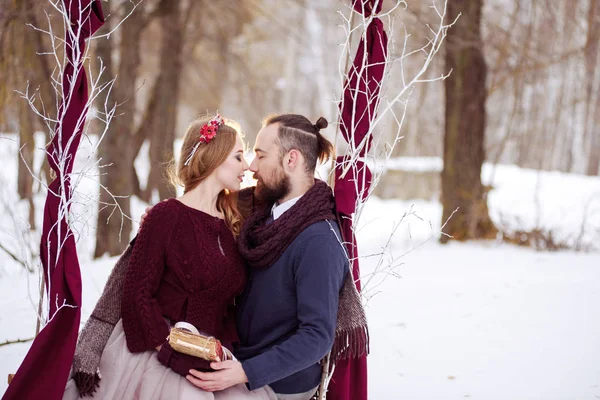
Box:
[250,123,290,204]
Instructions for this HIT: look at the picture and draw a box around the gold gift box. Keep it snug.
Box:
[167,327,224,362]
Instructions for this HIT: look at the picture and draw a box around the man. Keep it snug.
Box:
[186,114,349,399]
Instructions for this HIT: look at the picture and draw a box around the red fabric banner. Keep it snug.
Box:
[3,2,104,399]
[329,1,388,399]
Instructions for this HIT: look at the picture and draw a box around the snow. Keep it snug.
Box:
[369,157,600,251]
[1,134,599,399]
[484,164,600,251]
[374,156,444,172]
[364,241,600,399]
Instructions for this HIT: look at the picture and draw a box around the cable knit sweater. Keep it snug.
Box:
[121,198,246,353]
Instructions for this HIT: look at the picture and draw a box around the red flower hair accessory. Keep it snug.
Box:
[198,114,224,144]
[184,114,225,166]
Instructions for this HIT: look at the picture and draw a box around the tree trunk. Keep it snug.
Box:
[94,1,145,257]
[30,8,57,187]
[145,0,183,200]
[93,1,116,258]
[585,0,600,176]
[440,0,497,243]
[17,99,35,227]
[488,73,524,184]
[14,0,39,229]
[546,4,570,172]
[131,78,160,201]
[588,80,600,175]
[514,2,537,169]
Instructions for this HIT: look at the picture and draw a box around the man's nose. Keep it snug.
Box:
[249,158,258,173]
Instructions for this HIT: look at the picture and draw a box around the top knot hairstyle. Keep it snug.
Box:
[314,116,328,131]
[264,114,334,173]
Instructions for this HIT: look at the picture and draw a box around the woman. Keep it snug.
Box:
[63,115,275,399]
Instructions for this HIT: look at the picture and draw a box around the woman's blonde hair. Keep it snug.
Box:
[170,116,244,237]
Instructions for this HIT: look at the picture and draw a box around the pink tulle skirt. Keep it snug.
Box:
[63,320,276,400]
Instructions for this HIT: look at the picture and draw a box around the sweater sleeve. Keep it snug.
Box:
[241,233,348,390]
[121,201,176,353]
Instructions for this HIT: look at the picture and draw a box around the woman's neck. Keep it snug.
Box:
[178,177,224,218]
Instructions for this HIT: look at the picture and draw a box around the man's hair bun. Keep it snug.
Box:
[314,117,328,131]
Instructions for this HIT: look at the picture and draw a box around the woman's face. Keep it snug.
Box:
[214,134,249,192]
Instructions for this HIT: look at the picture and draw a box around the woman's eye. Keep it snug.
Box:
[236,155,242,161]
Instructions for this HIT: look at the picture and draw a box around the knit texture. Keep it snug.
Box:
[330,214,369,361]
[330,264,369,361]
[121,199,246,353]
[69,185,368,397]
[71,244,132,397]
[237,180,336,269]
[70,198,247,396]
[236,221,348,392]
[237,180,369,362]
[237,187,258,220]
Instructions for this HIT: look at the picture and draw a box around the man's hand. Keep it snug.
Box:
[139,197,173,233]
[138,206,152,233]
[186,360,248,392]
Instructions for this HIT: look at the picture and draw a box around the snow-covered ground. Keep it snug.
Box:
[360,219,600,399]
[1,133,599,399]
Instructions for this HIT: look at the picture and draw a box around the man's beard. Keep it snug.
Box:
[254,168,291,205]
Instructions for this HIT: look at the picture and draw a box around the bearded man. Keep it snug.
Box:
[187,114,349,400]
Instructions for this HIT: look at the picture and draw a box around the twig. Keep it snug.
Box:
[35,272,45,336]
[0,337,34,348]
[318,353,330,400]
[0,243,27,268]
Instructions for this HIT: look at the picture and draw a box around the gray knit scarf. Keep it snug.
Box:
[238,181,369,361]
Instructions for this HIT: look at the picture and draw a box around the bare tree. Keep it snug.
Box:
[10,0,146,328]
[1,1,57,229]
[585,0,600,176]
[143,0,186,200]
[94,0,149,257]
[94,0,174,257]
[14,0,35,205]
[440,0,497,243]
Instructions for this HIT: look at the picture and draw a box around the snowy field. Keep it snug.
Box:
[1,133,600,399]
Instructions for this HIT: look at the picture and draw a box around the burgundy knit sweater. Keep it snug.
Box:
[121,199,247,353]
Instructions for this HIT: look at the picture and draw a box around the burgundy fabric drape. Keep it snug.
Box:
[3,2,104,399]
[330,1,387,399]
